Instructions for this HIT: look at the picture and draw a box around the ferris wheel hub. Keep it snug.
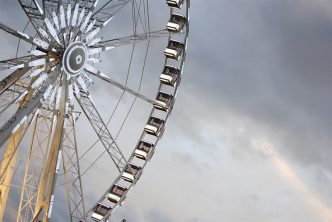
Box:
[62,41,88,76]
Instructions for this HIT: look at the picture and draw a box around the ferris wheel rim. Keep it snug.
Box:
[85,1,190,221]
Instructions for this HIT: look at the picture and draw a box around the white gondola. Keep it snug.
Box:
[166,0,184,8]
[154,92,173,112]
[91,203,111,221]
[144,117,165,136]
[167,14,187,32]
[160,65,180,86]
[164,40,185,60]
[122,164,142,183]
[107,184,128,203]
[134,141,155,160]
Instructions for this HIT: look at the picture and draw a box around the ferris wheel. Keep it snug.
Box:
[0,0,189,221]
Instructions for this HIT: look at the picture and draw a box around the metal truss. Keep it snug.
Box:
[74,0,98,12]
[18,0,96,39]
[0,83,40,221]
[18,0,45,38]
[0,67,60,148]
[0,69,54,118]
[0,71,31,116]
[17,109,55,222]
[33,75,68,222]
[62,112,86,221]
[76,90,127,172]
[0,68,31,93]
[0,67,48,119]
[0,114,36,221]
[42,0,62,16]
[92,0,133,28]
[42,0,97,18]
[0,56,35,71]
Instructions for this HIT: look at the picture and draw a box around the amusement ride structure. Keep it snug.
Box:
[0,0,189,221]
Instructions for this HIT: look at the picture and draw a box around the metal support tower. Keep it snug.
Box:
[0,85,37,221]
[33,75,68,222]
[62,111,86,221]
[16,109,55,222]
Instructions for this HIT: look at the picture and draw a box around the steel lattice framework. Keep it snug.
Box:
[0,0,189,221]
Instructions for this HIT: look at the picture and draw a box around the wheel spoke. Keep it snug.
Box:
[0,56,35,71]
[44,17,61,45]
[0,22,53,51]
[0,67,31,95]
[82,12,113,44]
[0,91,26,116]
[70,1,100,43]
[0,61,59,116]
[75,90,127,172]
[0,56,53,71]
[92,0,132,29]
[0,74,33,117]
[0,76,44,117]
[0,66,61,148]
[76,0,100,12]
[18,0,45,38]
[86,29,173,57]
[42,0,62,17]
[94,29,181,49]
[84,65,166,109]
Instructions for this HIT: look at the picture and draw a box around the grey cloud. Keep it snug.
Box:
[1,0,332,222]
[144,209,174,222]
[173,0,332,170]
[110,205,142,222]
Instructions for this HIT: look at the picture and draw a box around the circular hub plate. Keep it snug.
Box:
[62,41,88,76]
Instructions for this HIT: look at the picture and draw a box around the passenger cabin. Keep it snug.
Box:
[167,14,187,32]
[107,184,128,203]
[154,92,174,111]
[122,164,142,183]
[91,203,111,221]
[160,65,180,86]
[144,117,165,136]
[166,0,184,8]
[134,141,155,160]
[164,40,185,60]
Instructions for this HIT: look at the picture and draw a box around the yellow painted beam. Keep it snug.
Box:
[0,126,23,221]
[0,85,35,221]
[33,74,67,222]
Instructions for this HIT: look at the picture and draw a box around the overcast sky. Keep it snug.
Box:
[114,1,332,222]
[0,0,332,222]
